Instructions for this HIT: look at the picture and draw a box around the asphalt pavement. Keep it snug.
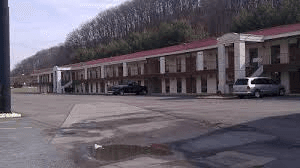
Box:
[0,117,78,168]
[6,93,300,168]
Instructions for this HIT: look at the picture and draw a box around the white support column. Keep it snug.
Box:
[234,41,246,81]
[281,72,290,94]
[280,39,289,64]
[196,51,204,71]
[161,78,166,94]
[141,63,145,75]
[181,56,186,72]
[101,66,105,78]
[196,76,202,94]
[170,78,177,94]
[218,44,226,94]
[84,68,88,80]
[141,80,145,86]
[56,70,62,94]
[104,82,108,93]
[160,57,165,74]
[123,62,128,77]
[53,72,56,93]
[37,75,40,83]
[182,78,187,94]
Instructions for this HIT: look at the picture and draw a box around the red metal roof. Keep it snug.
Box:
[35,23,300,72]
[246,23,300,36]
[68,38,217,67]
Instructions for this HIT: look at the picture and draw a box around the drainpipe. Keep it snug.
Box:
[0,0,11,113]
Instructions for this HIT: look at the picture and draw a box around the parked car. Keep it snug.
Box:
[233,77,285,98]
[110,82,148,95]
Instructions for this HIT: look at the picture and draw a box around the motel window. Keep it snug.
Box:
[90,84,93,93]
[128,67,131,76]
[176,57,181,72]
[177,78,182,93]
[138,66,141,75]
[271,45,280,64]
[90,71,93,79]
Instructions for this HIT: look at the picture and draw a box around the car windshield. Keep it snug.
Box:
[234,79,248,85]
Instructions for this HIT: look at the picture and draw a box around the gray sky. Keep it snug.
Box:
[9,0,129,70]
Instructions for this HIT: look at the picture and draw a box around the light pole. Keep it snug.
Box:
[0,0,11,113]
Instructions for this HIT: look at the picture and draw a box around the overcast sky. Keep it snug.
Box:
[9,0,130,70]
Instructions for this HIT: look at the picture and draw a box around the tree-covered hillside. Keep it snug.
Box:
[12,0,297,77]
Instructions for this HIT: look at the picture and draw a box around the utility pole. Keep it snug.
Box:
[0,0,11,113]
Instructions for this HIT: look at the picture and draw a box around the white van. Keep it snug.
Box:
[233,77,285,98]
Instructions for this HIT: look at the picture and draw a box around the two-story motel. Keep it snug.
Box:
[32,23,300,95]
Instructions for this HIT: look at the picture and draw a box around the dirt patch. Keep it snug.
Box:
[70,116,165,130]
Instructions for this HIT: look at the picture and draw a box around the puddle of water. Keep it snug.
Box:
[94,144,172,161]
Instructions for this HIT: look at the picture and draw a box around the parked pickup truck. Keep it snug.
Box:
[110,82,148,95]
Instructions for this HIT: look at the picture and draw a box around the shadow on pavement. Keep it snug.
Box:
[170,113,300,168]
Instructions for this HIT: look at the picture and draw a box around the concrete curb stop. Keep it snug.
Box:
[0,112,22,118]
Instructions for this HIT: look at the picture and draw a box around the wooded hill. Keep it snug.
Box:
[11,0,299,77]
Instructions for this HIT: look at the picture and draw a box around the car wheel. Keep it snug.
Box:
[119,90,124,96]
[254,90,261,98]
[279,89,285,96]
[238,95,244,99]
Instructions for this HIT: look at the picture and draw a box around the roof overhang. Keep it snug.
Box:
[217,33,264,45]
[264,31,300,40]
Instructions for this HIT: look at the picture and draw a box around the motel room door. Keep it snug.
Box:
[290,71,300,93]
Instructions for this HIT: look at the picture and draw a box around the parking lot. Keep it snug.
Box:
[7,93,300,167]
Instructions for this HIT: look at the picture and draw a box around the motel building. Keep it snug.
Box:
[32,23,300,95]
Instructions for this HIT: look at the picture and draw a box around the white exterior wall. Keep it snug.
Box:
[181,78,187,93]
[170,78,177,94]
[161,78,166,94]
[207,74,217,94]
[196,76,202,94]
